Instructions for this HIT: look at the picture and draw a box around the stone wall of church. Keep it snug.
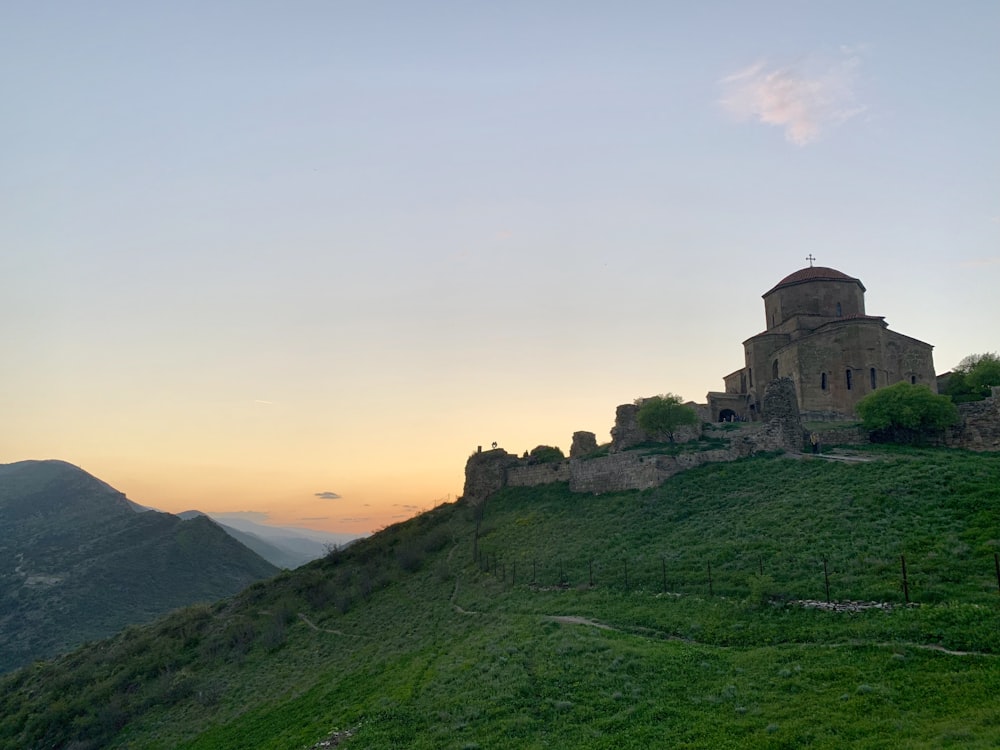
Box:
[764,278,865,330]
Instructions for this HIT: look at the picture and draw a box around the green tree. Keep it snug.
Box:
[966,354,1000,396]
[942,352,1000,402]
[856,382,959,443]
[636,393,699,443]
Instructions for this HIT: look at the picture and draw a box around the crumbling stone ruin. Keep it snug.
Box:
[948,386,1000,451]
[462,377,805,503]
[570,431,598,458]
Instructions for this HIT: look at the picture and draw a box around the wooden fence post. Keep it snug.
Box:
[707,561,714,597]
[901,555,910,604]
[823,558,831,603]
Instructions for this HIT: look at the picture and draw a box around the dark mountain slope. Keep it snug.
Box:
[0,460,278,672]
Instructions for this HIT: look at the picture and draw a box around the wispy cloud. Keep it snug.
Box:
[315,491,341,500]
[720,49,865,145]
[254,399,274,405]
[298,516,329,521]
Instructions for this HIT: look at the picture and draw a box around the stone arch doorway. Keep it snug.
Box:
[719,409,738,422]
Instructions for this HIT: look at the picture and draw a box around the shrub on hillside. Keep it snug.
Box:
[856,382,959,443]
[528,445,565,463]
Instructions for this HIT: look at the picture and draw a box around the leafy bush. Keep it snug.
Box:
[636,393,698,443]
[856,382,958,443]
[528,445,565,463]
[942,352,1000,402]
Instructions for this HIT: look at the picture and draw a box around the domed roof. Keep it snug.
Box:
[764,266,864,296]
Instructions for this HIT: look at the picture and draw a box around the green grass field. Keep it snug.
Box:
[2,448,999,749]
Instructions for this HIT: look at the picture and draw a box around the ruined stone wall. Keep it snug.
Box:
[570,431,598,458]
[507,461,572,487]
[462,378,809,499]
[568,450,732,494]
[760,377,804,451]
[947,388,1000,451]
[462,448,520,503]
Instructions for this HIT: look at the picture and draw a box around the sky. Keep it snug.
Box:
[2,2,998,535]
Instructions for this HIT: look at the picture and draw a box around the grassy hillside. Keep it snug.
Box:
[0,460,279,672]
[2,449,999,749]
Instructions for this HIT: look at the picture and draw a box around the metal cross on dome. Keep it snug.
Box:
[805,253,816,267]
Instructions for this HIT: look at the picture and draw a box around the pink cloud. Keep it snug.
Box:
[720,52,865,145]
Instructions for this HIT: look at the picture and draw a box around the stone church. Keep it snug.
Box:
[708,265,937,422]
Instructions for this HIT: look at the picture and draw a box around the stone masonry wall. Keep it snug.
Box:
[570,431,598,458]
[568,449,732,494]
[462,378,808,499]
[947,387,1000,451]
[760,377,804,451]
[462,448,520,503]
[507,462,572,487]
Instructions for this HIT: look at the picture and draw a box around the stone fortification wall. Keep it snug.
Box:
[568,449,731,493]
[462,448,520,503]
[462,378,806,500]
[507,462,572,487]
[948,387,1000,451]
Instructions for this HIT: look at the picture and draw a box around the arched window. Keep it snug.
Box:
[846,370,853,390]
[749,368,753,387]
[821,372,827,391]
[911,375,917,384]
[772,360,779,380]
[870,368,877,389]
[836,302,842,317]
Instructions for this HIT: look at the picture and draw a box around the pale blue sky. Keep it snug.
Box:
[2,2,997,531]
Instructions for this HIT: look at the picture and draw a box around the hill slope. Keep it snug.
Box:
[0,460,279,673]
[2,449,1000,749]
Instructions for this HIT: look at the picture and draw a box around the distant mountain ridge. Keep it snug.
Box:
[0,460,278,673]
[176,511,361,569]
